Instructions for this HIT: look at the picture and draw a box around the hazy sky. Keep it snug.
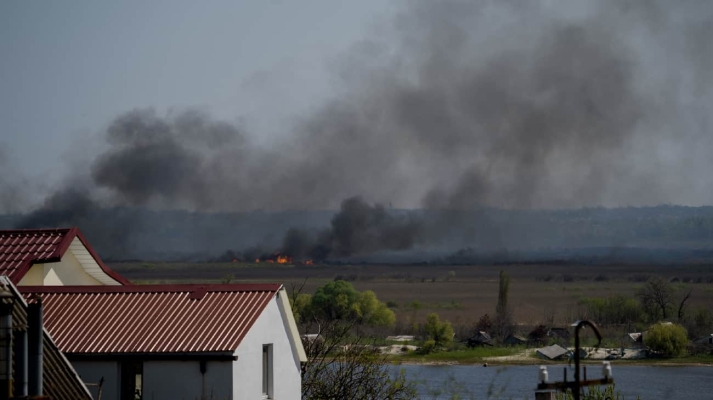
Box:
[2,1,712,213]
[1,0,392,185]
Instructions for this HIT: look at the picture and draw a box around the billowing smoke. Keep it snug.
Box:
[12,0,713,259]
[277,196,422,260]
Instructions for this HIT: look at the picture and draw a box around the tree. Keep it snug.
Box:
[290,293,313,323]
[296,281,415,399]
[645,322,688,357]
[300,317,416,399]
[309,280,395,326]
[311,280,362,320]
[676,288,693,322]
[637,277,673,321]
[494,270,513,338]
[356,290,396,326]
[475,314,493,333]
[578,295,642,326]
[423,313,454,348]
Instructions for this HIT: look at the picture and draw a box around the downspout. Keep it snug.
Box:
[200,360,207,400]
[28,297,43,397]
[14,329,27,397]
[0,288,13,399]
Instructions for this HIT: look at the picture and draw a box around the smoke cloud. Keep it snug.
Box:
[278,196,422,260]
[12,0,713,258]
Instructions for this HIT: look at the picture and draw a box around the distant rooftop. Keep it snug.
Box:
[0,227,130,285]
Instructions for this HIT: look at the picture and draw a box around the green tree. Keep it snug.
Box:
[423,313,454,348]
[356,290,396,326]
[295,280,415,399]
[311,280,361,320]
[289,293,312,324]
[645,322,688,357]
[308,280,395,326]
[579,295,643,326]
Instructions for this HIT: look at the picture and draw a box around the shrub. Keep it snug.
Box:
[418,339,437,354]
[645,322,688,357]
[423,313,454,348]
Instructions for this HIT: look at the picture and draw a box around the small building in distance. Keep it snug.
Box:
[625,332,645,348]
[20,283,306,400]
[503,334,528,346]
[466,331,493,347]
[536,344,572,360]
[693,334,713,345]
[0,228,130,286]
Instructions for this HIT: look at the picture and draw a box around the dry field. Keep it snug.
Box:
[111,262,713,328]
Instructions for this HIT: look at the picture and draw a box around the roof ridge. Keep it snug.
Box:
[20,283,283,294]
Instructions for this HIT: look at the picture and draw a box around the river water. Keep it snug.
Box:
[397,364,712,399]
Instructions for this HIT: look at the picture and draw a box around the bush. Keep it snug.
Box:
[418,339,437,354]
[423,313,454,348]
[645,323,688,357]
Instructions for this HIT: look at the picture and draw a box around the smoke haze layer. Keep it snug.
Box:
[10,0,713,258]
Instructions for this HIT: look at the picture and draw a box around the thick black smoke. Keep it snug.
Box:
[13,0,713,259]
[277,196,422,260]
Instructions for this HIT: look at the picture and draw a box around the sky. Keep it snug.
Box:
[2,1,713,214]
[1,0,393,198]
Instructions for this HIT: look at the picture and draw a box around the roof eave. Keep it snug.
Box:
[66,351,238,361]
[73,228,132,285]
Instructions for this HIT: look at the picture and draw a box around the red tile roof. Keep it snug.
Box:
[20,284,282,355]
[0,227,130,285]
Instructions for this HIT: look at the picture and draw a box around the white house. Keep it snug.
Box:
[20,283,306,400]
[0,228,130,286]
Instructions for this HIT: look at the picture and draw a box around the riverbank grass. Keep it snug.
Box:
[396,346,524,363]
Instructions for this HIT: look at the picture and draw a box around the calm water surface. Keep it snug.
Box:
[398,364,712,400]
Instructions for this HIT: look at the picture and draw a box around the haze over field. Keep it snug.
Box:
[2,1,713,260]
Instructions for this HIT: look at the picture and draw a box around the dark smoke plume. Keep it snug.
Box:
[12,0,713,259]
[276,196,422,260]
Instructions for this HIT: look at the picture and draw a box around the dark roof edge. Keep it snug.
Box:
[66,352,237,361]
[19,283,283,294]
[0,228,72,235]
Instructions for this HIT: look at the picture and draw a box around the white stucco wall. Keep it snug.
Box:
[143,360,233,400]
[18,250,102,286]
[72,359,233,400]
[17,263,44,285]
[72,360,120,400]
[233,294,302,400]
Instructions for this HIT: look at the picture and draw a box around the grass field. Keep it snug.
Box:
[111,261,713,329]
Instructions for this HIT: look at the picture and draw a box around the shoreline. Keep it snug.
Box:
[391,359,713,367]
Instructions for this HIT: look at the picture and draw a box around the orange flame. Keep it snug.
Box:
[276,255,290,264]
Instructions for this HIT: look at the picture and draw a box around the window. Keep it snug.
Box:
[262,344,273,399]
